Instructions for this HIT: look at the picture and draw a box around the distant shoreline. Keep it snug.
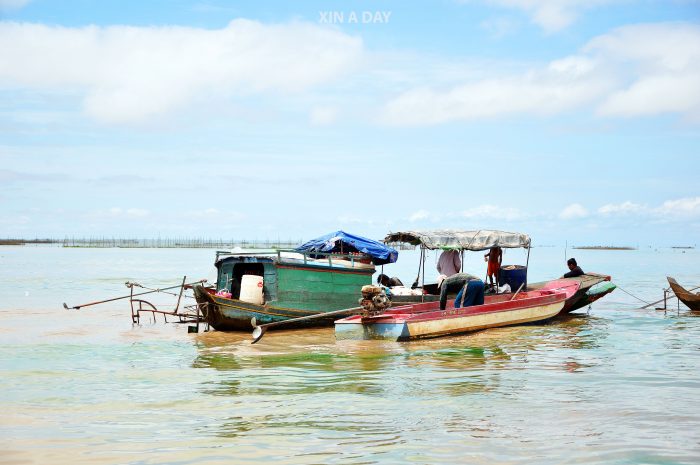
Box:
[0,239,54,245]
[572,246,637,250]
[0,238,302,249]
[0,239,693,250]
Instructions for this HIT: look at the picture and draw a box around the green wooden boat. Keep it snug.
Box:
[193,231,398,331]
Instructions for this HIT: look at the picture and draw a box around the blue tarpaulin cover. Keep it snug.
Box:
[295,231,398,265]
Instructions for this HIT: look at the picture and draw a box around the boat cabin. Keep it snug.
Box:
[214,250,376,308]
[194,231,400,330]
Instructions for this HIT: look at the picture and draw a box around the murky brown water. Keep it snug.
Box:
[1,246,699,464]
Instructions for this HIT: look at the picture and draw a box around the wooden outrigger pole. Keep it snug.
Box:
[250,306,363,344]
[63,278,208,310]
[64,277,211,330]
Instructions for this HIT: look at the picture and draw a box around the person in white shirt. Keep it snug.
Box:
[437,249,461,277]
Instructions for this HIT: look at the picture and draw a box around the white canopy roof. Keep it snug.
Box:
[384,229,531,251]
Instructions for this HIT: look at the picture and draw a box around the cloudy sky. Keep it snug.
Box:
[1,0,699,246]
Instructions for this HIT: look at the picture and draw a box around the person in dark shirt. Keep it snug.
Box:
[377,273,404,287]
[439,272,482,310]
[562,258,584,278]
[454,279,485,309]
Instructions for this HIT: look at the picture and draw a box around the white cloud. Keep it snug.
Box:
[381,63,609,125]
[589,23,700,119]
[0,20,363,124]
[381,22,700,126]
[186,208,245,221]
[309,106,338,126]
[654,197,700,218]
[188,208,219,217]
[337,215,361,223]
[0,0,30,11]
[0,214,30,227]
[458,204,523,220]
[559,203,588,219]
[474,0,616,33]
[95,207,150,218]
[480,17,520,38]
[125,208,149,217]
[598,201,646,215]
[409,209,431,222]
[598,197,700,221]
[336,215,384,227]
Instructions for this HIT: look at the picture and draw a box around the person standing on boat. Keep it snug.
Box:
[562,258,584,278]
[439,272,483,310]
[437,249,461,277]
[484,247,502,288]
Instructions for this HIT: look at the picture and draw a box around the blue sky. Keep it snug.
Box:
[1,0,699,246]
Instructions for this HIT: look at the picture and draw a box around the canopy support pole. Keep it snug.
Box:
[525,245,531,290]
[526,244,531,268]
[495,249,499,288]
[421,247,426,303]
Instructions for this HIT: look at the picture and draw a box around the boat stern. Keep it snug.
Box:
[335,315,410,341]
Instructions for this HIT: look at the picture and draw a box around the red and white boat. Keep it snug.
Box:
[335,280,580,341]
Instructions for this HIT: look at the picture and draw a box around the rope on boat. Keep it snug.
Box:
[614,285,653,306]
[604,283,699,310]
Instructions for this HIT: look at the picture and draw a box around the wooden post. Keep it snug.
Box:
[196,302,200,333]
[663,289,667,310]
[525,244,531,290]
[130,284,137,324]
[174,275,186,314]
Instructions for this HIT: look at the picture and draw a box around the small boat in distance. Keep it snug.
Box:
[335,281,580,341]
[667,277,700,311]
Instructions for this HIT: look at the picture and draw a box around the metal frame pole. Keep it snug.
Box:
[421,247,426,303]
[525,245,531,289]
[174,275,186,314]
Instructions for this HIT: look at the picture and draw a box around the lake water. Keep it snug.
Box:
[1,245,699,464]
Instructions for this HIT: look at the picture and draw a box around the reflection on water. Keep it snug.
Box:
[189,315,620,447]
[2,247,700,464]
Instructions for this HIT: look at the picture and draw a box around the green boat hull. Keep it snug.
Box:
[194,262,373,331]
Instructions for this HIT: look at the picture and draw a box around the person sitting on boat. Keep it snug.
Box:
[437,249,461,277]
[438,272,482,310]
[562,258,584,278]
[377,274,404,287]
[484,247,502,288]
